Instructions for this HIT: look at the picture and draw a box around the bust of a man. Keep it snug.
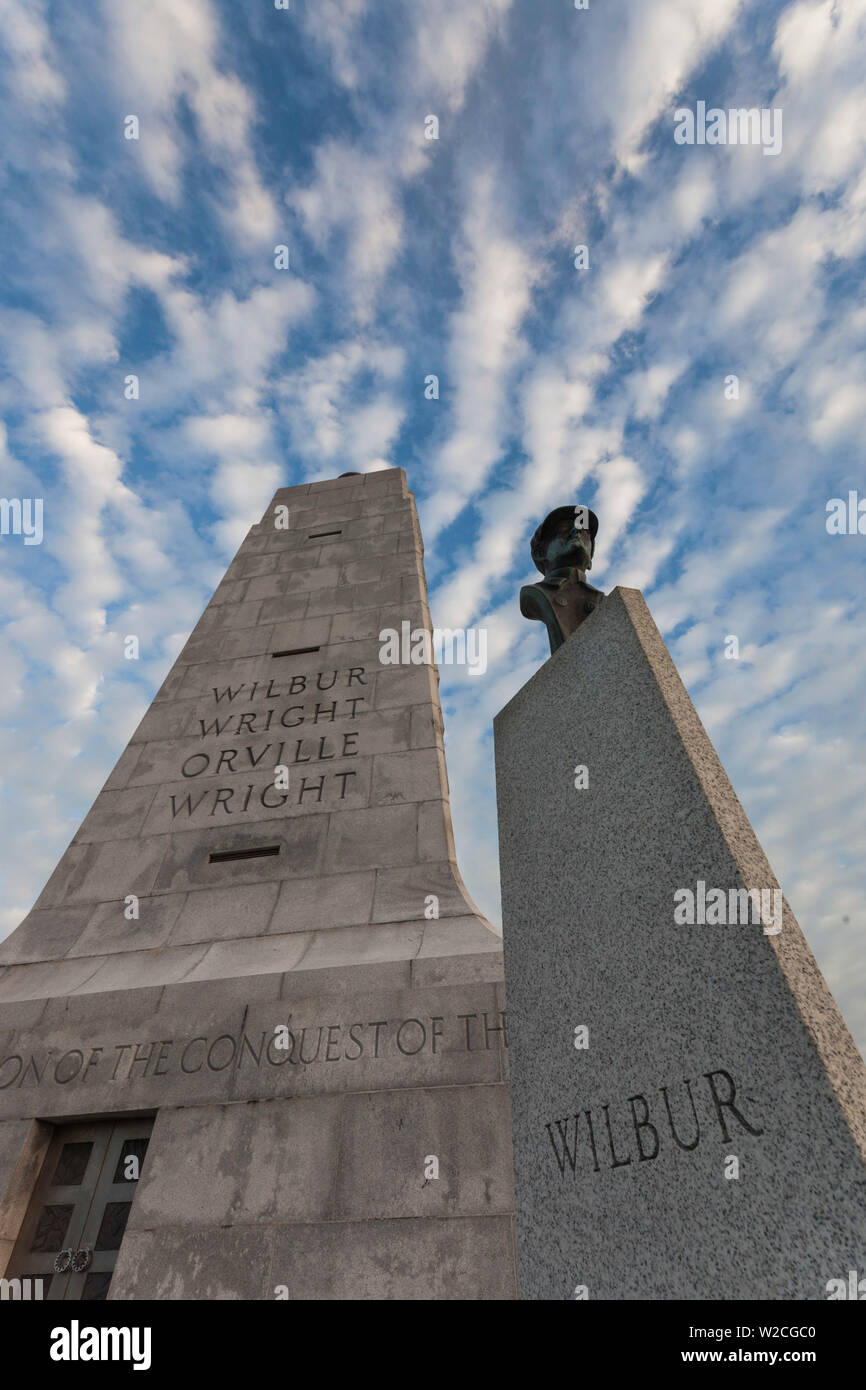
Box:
[520,505,605,654]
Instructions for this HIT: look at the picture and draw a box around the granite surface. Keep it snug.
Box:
[0,469,515,1300]
[495,586,866,1299]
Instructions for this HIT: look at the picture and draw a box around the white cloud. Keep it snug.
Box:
[602,0,744,166]
[0,0,65,108]
[277,338,405,475]
[103,0,279,245]
[424,173,536,538]
[627,360,687,421]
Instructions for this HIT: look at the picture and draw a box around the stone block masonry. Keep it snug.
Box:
[0,468,517,1301]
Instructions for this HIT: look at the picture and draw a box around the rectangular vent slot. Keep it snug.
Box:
[208,846,281,864]
[272,646,320,658]
[308,529,342,539]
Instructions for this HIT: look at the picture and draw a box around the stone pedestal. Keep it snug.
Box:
[495,586,866,1300]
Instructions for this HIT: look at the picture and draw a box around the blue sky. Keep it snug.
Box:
[0,0,864,1051]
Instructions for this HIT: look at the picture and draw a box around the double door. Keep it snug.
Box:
[7,1117,153,1300]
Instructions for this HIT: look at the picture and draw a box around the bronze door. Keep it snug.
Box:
[7,1117,153,1301]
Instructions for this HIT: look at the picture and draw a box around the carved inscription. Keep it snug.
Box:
[544,1069,764,1176]
[170,667,368,820]
[0,1010,508,1091]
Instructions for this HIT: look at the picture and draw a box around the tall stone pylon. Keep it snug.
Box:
[0,468,516,1301]
[495,586,866,1301]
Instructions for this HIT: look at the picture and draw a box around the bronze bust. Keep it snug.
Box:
[520,505,605,654]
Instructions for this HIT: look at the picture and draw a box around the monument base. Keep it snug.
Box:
[495,586,866,1300]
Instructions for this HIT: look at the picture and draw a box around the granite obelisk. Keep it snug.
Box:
[0,468,516,1300]
[495,584,866,1300]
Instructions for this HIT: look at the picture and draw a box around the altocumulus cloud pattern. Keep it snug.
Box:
[0,0,864,1052]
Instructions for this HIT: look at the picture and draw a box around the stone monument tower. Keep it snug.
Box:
[0,468,517,1301]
